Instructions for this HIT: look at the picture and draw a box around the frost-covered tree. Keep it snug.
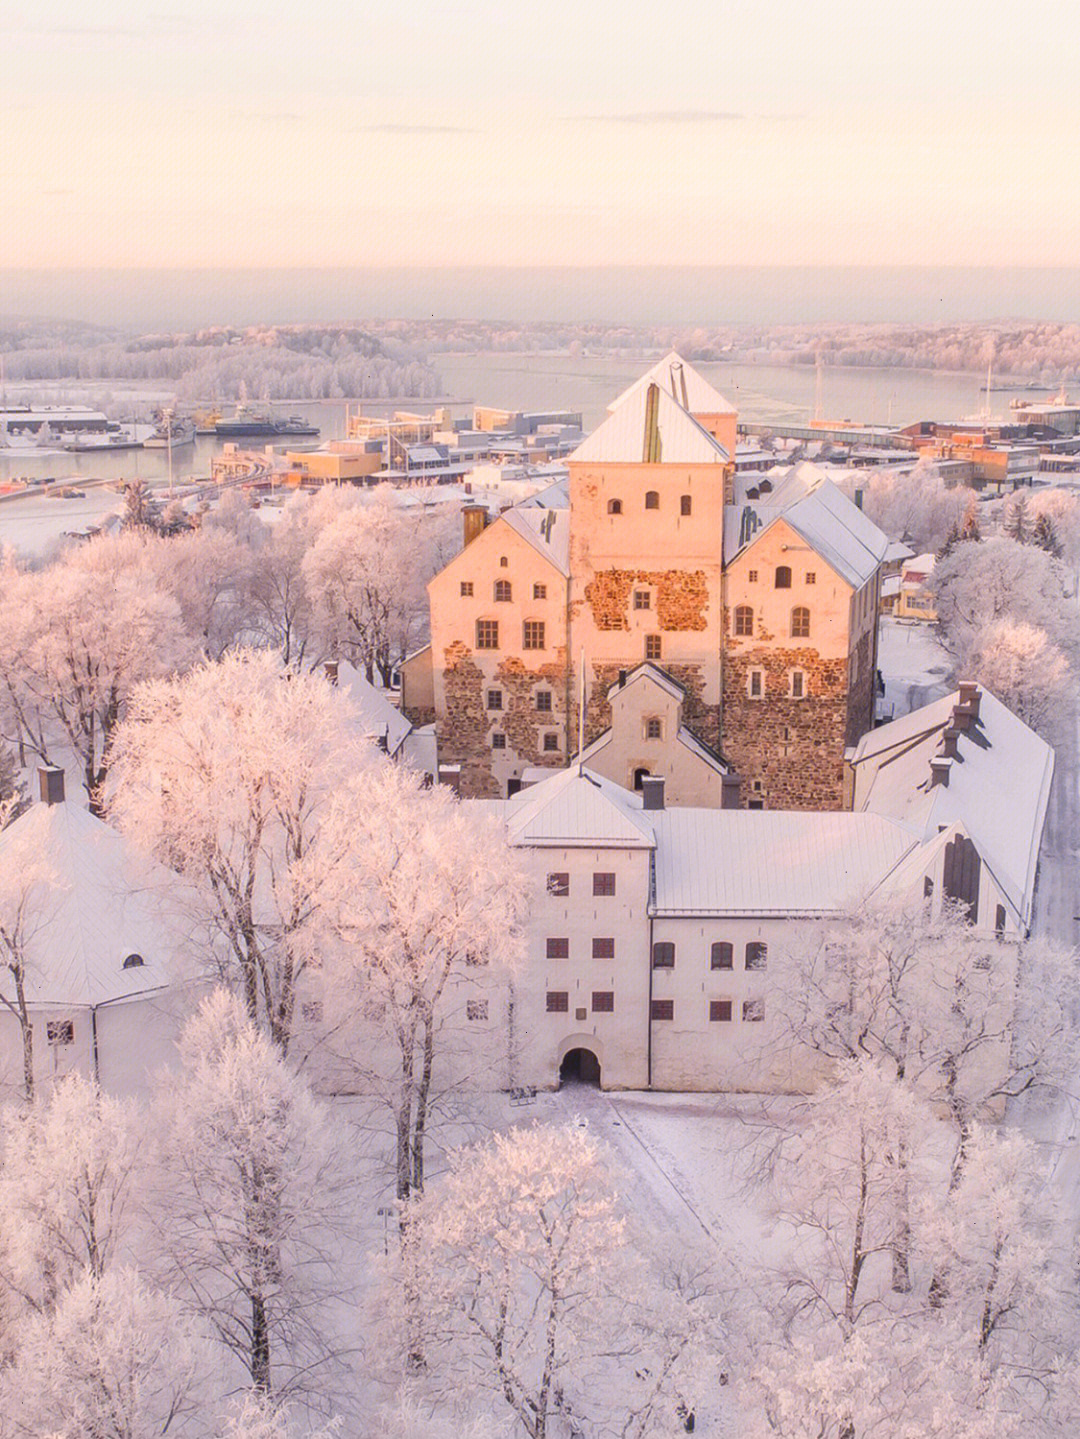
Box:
[966,618,1072,739]
[108,651,368,1052]
[155,991,351,1403]
[0,740,28,827]
[839,460,967,552]
[0,826,59,1101]
[932,536,1075,669]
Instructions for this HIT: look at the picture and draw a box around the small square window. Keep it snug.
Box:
[592,937,615,959]
[47,1019,74,1045]
[806,572,816,584]
[546,872,569,896]
[523,620,546,650]
[652,942,675,969]
[491,733,506,750]
[748,569,758,582]
[743,999,765,1022]
[533,583,547,600]
[536,691,552,712]
[651,999,674,1020]
[460,581,474,597]
[710,1000,733,1022]
[633,590,651,610]
[543,733,559,753]
[466,999,488,1021]
[645,634,662,661]
[593,872,616,896]
[592,991,614,1013]
[546,937,569,958]
[645,717,662,740]
[486,689,503,711]
[546,991,568,1013]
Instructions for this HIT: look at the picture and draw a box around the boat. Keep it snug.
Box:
[63,428,144,453]
[192,407,223,435]
[275,415,320,437]
[144,413,196,449]
[214,406,320,439]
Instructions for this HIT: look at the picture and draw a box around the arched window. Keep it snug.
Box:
[734,605,754,637]
[680,495,692,516]
[791,606,810,638]
[122,953,145,969]
[775,565,792,588]
[652,941,675,969]
[633,767,650,790]
[710,941,733,970]
[607,498,623,515]
[499,556,509,568]
[745,941,767,971]
[645,491,660,510]
[494,580,512,602]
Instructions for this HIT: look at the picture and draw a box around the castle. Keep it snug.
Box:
[402,354,887,810]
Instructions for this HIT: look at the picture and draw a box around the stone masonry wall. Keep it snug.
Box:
[584,568,709,632]
[846,627,875,748]
[582,661,719,752]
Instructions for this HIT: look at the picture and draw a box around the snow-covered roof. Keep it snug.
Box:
[608,352,736,417]
[606,662,685,704]
[498,504,570,576]
[0,799,187,1007]
[504,767,656,849]
[650,810,917,916]
[334,662,412,756]
[516,477,569,509]
[573,381,729,467]
[850,687,1054,928]
[883,540,916,564]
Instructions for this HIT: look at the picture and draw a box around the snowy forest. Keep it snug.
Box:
[0,470,1079,1436]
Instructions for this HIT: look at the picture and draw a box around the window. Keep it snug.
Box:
[710,941,733,970]
[47,1019,74,1045]
[680,495,692,516]
[745,941,768,971]
[645,491,660,510]
[734,605,754,637]
[924,876,934,900]
[536,691,552,712]
[775,566,792,588]
[494,580,512,602]
[476,619,499,649]
[593,872,616,896]
[790,670,805,699]
[546,991,569,1013]
[301,1000,323,1023]
[466,999,488,1021]
[592,991,614,1013]
[546,937,569,958]
[995,904,1007,936]
[748,669,764,699]
[651,999,674,1020]
[543,733,559,752]
[652,942,675,969]
[592,937,615,959]
[748,569,758,582]
[486,689,503,711]
[491,733,506,750]
[633,590,651,610]
[533,583,547,600]
[122,953,145,969]
[710,1000,733,1022]
[743,999,765,1022]
[791,606,810,639]
[499,556,508,568]
[460,580,474,597]
[608,498,623,515]
[547,872,569,896]
[645,717,663,740]
[806,572,816,585]
[645,634,662,661]
[523,620,546,650]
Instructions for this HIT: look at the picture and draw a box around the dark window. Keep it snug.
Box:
[806,572,816,585]
[791,606,810,639]
[748,569,758,582]
[533,583,547,600]
[476,619,499,650]
[546,991,569,1013]
[749,670,763,698]
[734,605,754,636]
[645,634,662,661]
[775,566,792,588]
[710,941,733,970]
[592,937,615,959]
[608,498,623,515]
[680,495,692,516]
[495,580,512,602]
[486,689,503,710]
[491,733,506,750]
[546,937,570,958]
[790,670,805,699]
[645,491,660,510]
[995,904,1007,935]
[592,991,614,1013]
[652,942,675,969]
[710,1000,733,1022]
[547,872,569,897]
[460,581,474,597]
[943,835,981,923]
[543,733,559,752]
[633,767,650,790]
[924,876,934,899]
[523,620,546,650]
[745,941,768,971]
[536,690,552,712]
[466,999,488,1021]
[645,717,662,740]
[651,999,674,1020]
[499,556,509,568]
[122,952,145,969]
[47,1019,74,1045]
[743,999,765,1022]
[593,872,616,896]
[633,589,651,610]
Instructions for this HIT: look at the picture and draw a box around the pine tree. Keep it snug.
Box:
[937,521,961,561]
[1004,491,1029,544]
[1033,511,1062,558]
[959,497,981,542]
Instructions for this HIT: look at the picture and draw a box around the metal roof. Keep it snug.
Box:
[334,662,412,756]
[608,352,736,417]
[498,505,570,576]
[572,381,729,467]
[505,767,656,849]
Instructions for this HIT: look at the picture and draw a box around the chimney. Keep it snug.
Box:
[323,659,339,685]
[462,505,487,547]
[941,727,961,760]
[930,757,952,788]
[642,383,662,463]
[721,773,742,810]
[951,704,973,732]
[641,775,666,811]
[957,681,981,720]
[38,766,65,805]
[438,764,461,794]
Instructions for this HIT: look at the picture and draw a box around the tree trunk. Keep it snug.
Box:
[410,1014,436,1195]
[251,1291,271,1392]
[892,1125,912,1293]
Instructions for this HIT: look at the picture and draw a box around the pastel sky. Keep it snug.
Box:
[3,0,1078,270]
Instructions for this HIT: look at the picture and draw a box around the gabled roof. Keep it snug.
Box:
[334,662,412,756]
[0,800,187,1007]
[498,505,570,576]
[572,381,729,466]
[606,662,684,704]
[608,352,736,417]
[504,766,655,849]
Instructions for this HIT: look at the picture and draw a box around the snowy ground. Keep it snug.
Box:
[876,616,953,720]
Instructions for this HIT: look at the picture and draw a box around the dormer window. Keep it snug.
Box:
[122,953,145,969]
[645,491,659,510]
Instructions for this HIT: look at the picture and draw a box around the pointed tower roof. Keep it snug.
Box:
[572,380,729,466]
[608,351,736,418]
